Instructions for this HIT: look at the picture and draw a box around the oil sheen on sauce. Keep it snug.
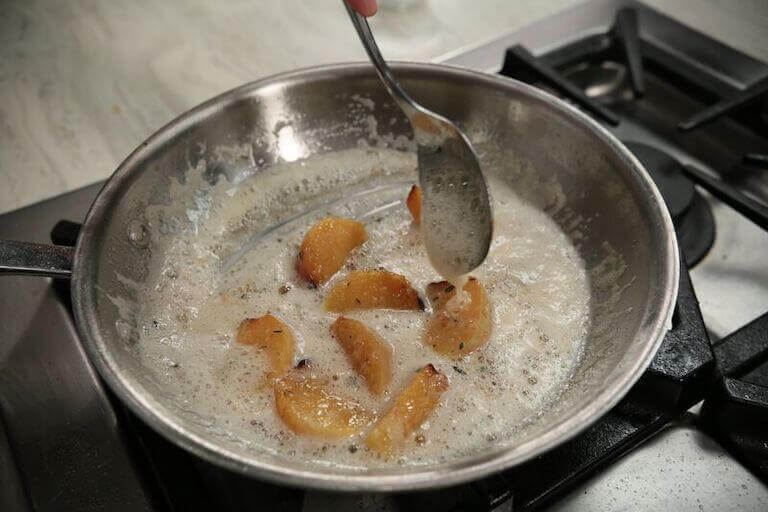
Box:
[135,147,591,470]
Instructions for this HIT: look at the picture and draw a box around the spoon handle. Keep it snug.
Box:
[342,1,418,118]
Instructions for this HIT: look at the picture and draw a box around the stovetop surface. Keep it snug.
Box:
[2,0,768,510]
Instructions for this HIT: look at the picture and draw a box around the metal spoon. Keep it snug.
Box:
[343,2,492,277]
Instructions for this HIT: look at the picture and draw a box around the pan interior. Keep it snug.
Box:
[131,141,592,470]
[77,64,673,487]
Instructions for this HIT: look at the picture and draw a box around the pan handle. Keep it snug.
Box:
[0,240,74,278]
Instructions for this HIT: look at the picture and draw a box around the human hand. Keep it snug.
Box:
[346,0,378,16]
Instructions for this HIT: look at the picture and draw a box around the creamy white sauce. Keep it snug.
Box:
[135,147,591,469]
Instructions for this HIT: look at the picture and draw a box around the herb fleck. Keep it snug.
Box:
[273,330,282,333]
[459,342,464,350]
[452,366,466,375]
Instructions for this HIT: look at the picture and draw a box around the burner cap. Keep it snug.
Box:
[623,142,714,266]
[563,61,629,100]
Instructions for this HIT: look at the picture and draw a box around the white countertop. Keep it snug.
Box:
[2,0,767,215]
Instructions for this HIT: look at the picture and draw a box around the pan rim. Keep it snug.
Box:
[71,61,679,492]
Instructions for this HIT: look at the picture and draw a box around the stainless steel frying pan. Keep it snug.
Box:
[0,63,678,491]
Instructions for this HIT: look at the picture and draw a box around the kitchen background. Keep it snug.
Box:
[1,0,768,214]
[2,1,768,510]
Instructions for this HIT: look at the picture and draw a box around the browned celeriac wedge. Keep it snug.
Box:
[237,314,294,376]
[365,364,448,455]
[331,316,393,395]
[406,184,421,225]
[324,270,423,312]
[274,367,374,438]
[424,277,491,357]
[296,217,368,285]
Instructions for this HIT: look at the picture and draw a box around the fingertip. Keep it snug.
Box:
[352,0,378,17]
[363,1,378,17]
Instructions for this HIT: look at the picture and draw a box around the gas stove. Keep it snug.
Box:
[1,0,767,510]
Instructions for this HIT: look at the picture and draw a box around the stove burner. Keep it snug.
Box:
[675,194,716,267]
[562,61,633,102]
[623,142,715,267]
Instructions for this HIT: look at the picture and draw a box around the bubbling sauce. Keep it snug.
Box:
[135,147,591,470]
